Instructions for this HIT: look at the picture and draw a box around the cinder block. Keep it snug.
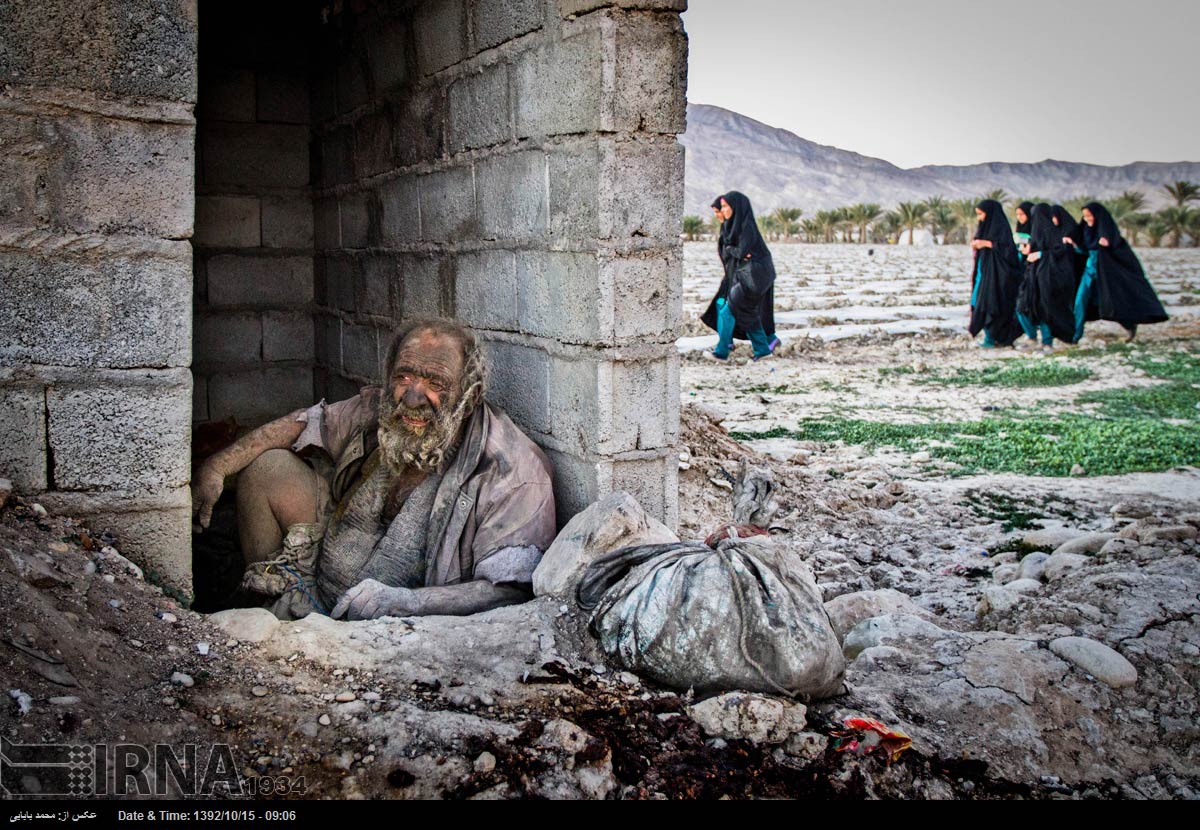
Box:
[80,505,194,596]
[477,151,546,241]
[516,251,603,343]
[0,0,197,102]
[337,52,369,114]
[318,126,354,188]
[455,250,518,331]
[600,136,682,241]
[207,367,315,424]
[193,375,209,423]
[611,356,676,449]
[0,113,194,239]
[194,196,261,248]
[342,324,381,381]
[369,19,409,93]
[339,193,372,250]
[315,314,342,371]
[199,69,256,122]
[415,0,467,76]
[324,257,358,313]
[314,197,341,250]
[472,0,544,51]
[558,0,686,15]
[0,249,191,369]
[542,449,603,527]
[263,312,314,362]
[361,256,399,317]
[482,340,550,435]
[390,85,444,168]
[399,254,445,318]
[418,165,477,241]
[193,312,262,367]
[448,63,511,153]
[257,69,311,124]
[0,386,47,491]
[548,355,608,454]
[326,374,363,406]
[513,27,602,138]
[262,196,314,249]
[207,255,314,307]
[379,174,422,245]
[355,110,394,179]
[604,251,681,340]
[612,12,687,134]
[547,141,601,244]
[47,378,191,493]
[202,122,309,188]
[611,455,678,530]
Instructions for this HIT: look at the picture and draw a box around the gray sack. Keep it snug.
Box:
[578,535,845,699]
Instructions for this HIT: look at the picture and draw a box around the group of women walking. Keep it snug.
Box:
[700,191,1168,361]
[970,199,1168,350]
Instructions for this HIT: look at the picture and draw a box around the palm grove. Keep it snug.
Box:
[682,181,1200,246]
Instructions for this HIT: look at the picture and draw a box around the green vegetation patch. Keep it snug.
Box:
[1078,348,1200,420]
[880,360,1092,388]
[958,490,1082,534]
[732,413,1200,477]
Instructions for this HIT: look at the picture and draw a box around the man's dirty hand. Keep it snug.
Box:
[331,578,420,620]
[191,462,225,532]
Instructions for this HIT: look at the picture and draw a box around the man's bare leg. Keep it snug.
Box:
[236,449,324,564]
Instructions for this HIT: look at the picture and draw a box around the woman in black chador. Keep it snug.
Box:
[1073,201,1168,342]
[1024,203,1079,346]
[700,192,778,361]
[968,199,1023,348]
[1014,200,1041,344]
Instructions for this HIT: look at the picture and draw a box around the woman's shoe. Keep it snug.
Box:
[702,350,729,363]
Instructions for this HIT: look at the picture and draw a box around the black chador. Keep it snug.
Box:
[1030,203,1080,343]
[701,192,777,343]
[1083,201,1168,334]
[969,199,1023,347]
[1014,201,1040,326]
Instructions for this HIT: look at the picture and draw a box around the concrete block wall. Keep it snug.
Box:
[193,8,316,427]
[312,0,688,528]
[0,0,198,594]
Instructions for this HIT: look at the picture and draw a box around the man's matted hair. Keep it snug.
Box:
[382,317,487,409]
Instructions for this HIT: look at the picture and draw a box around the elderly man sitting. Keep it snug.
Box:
[192,318,556,621]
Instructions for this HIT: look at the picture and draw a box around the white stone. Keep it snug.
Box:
[1017,552,1050,582]
[1043,551,1089,582]
[1006,578,1042,595]
[1021,527,1081,550]
[1052,533,1115,556]
[474,751,497,773]
[977,586,1021,616]
[687,692,806,745]
[992,563,1019,585]
[823,588,926,642]
[842,614,949,659]
[170,672,194,688]
[1050,637,1138,688]
[209,607,281,643]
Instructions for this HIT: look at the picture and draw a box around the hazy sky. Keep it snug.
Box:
[682,0,1199,168]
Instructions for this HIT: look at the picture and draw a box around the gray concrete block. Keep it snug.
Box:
[337,53,369,114]
[193,312,262,367]
[455,250,518,331]
[194,196,261,248]
[612,356,677,449]
[448,63,511,153]
[0,386,47,491]
[482,340,551,435]
[558,0,686,15]
[415,0,467,75]
[601,137,683,240]
[326,374,363,406]
[314,197,341,250]
[361,256,398,317]
[206,255,314,308]
[605,251,681,340]
[262,196,314,249]
[390,84,445,169]
[257,69,311,124]
[369,19,409,93]
[0,113,194,239]
[0,249,191,369]
[548,355,607,454]
[514,27,602,138]
[207,367,315,424]
[418,165,477,241]
[477,151,546,241]
[547,142,601,244]
[47,379,191,493]
[262,312,314,362]
[611,455,678,531]
[324,257,358,313]
[473,0,545,51]
[199,69,256,122]
[542,449,603,528]
[342,324,381,381]
[355,110,394,179]
[315,314,342,372]
[613,12,687,134]
[379,174,422,245]
[318,125,354,188]
[0,0,197,102]
[193,375,209,423]
[339,192,373,250]
[81,505,194,596]
[202,123,309,189]
[517,251,603,343]
[400,254,445,318]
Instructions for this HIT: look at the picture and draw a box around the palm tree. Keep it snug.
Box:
[1164,181,1200,207]
[876,212,902,244]
[983,188,1009,204]
[814,210,839,244]
[1113,190,1148,218]
[1146,220,1169,248]
[1121,212,1153,246]
[1158,206,1195,248]
[801,218,823,244]
[682,215,706,241]
[757,213,780,241]
[847,203,882,244]
[950,199,979,244]
[895,201,929,245]
[1188,211,1200,247]
[1063,195,1097,218]
[832,207,855,242]
[772,207,802,241]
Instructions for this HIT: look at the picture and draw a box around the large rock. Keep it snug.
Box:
[533,491,677,599]
[1049,637,1138,688]
[688,692,807,745]
[209,607,281,643]
[843,614,949,660]
[977,585,1022,616]
[1052,533,1115,556]
[1006,578,1042,595]
[1139,525,1198,545]
[823,588,926,643]
[1017,551,1050,582]
[1021,526,1081,550]
[1043,551,1089,582]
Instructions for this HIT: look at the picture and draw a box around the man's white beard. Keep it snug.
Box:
[377,393,471,474]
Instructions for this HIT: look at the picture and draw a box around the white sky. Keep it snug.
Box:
[682,0,1200,168]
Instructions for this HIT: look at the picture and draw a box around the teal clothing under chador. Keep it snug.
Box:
[971,259,998,347]
[1073,251,1098,342]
